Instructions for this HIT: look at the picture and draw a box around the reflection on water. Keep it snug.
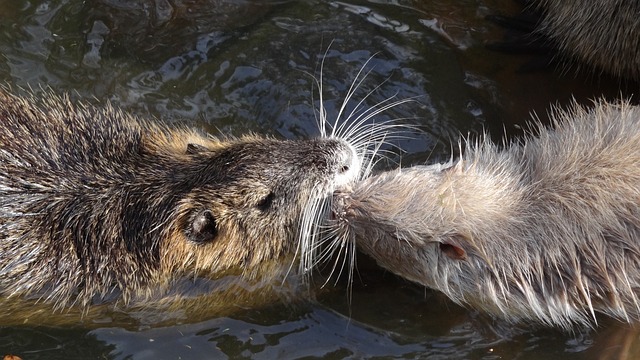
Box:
[0,0,639,359]
[0,0,480,160]
[91,308,429,359]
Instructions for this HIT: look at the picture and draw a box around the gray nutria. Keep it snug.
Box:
[533,0,640,79]
[0,86,395,313]
[331,99,640,329]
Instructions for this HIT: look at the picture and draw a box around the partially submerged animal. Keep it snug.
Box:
[331,99,640,329]
[489,0,640,80]
[534,0,640,79]
[0,85,395,318]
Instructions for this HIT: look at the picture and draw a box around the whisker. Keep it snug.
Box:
[340,94,403,139]
[320,234,351,288]
[341,98,418,141]
[317,45,332,138]
[294,49,417,290]
[332,55,379,138]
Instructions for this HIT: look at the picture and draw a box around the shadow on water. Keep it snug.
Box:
[0,0,639,359]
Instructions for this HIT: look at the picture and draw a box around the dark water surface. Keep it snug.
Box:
[1,0,639,359]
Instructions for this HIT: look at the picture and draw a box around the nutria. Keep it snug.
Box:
[490,0,640,79]
[535,0,640,79]
[0,86,395,313]
[331,99,640,329]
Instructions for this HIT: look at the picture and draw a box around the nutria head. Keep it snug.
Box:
[159,136,362,281]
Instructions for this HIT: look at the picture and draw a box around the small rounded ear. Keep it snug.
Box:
[256,191,275,212]
[187,209,218,244]
[186,143,209,155]
[439,236,468,260]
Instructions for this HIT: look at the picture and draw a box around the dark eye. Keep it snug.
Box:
[186,209,218,244]
[256,191,275,211]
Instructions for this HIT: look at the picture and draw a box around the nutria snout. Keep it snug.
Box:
[331,99,640,329]
[0,87,377,311]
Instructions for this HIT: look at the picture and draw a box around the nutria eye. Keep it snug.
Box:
[256,191,275,211]
[187,209,217,244]
[339,165,350,173]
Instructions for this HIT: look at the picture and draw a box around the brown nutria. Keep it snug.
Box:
[0,85,397,313]
[330,99,640,329]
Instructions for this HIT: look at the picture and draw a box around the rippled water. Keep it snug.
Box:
[1,0,639,359]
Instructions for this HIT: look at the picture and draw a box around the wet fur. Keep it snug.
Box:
[534,0,640,79]
[0,88,365,309]
[333,99,640,329]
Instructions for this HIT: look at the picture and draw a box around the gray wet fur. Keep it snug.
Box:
[0,88,362,308]
[533,0,640,79]
[333,99,640,329]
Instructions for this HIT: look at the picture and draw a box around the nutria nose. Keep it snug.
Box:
[333,141,360,187]
[338,150,353,173]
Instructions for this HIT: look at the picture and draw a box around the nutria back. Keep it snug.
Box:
[534,0,640,79]
[332,99,640,328]
[0,88,365,311]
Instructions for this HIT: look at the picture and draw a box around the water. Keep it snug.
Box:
[0,0,639,359]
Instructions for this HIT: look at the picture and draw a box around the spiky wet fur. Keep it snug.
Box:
[0,58,407,312]
[533,0,640,79]
[333,99,640,329]
[0,87,371,310]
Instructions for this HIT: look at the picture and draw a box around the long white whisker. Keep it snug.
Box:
[318,45,333,138]
[332,55,378,138]
[333,67,377,138]
[294,49,417,291]
[321,234,351,287]
[337,81,398,138]
[341,98,418,141]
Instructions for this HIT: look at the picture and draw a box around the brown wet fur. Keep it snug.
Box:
[332,99,640,329]
[0,87,361,324]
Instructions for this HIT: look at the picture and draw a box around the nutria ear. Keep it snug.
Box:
[439,236,468,260]
[187,209,218,244]
[186,143,209,155]
[256,191,275,211]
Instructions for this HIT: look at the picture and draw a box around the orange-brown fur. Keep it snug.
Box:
[0,87,363,317]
